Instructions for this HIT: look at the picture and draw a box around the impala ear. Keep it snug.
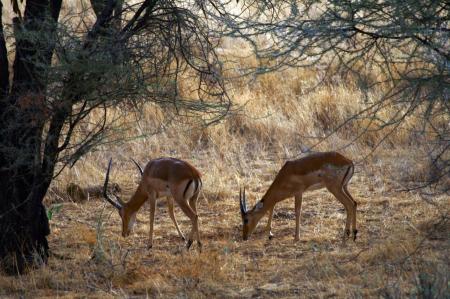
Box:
[130,158,143,176]
[243,187,247,211]
[240,187,248,216]
[239,188,246,216]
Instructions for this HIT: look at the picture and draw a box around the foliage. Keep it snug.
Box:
[0,0,232,273]
[208,0,449,192]
[46,203,62,221]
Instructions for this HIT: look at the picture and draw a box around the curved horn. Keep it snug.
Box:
[130,158,143,176]
[103,158,123,210]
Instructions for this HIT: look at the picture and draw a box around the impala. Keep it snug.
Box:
[239,151,358,242]
[103,157,202,249]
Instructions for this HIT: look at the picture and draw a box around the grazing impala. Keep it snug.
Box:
[239,152,358,242]
[103,157,202,249]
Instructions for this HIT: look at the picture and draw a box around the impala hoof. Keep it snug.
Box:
[186,239,193,249]
[268,232,274,240]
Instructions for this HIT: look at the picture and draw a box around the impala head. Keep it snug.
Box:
[103,158,138,237]
[239,187,259,240]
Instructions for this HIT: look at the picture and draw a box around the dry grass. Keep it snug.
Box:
[1,4,449,298]
[1,63,448,297]
[0,174,448,298]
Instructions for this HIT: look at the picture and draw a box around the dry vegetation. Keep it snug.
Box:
[1,2,449,298]
[1,64,448,297]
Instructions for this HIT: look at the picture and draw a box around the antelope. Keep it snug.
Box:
[103,157,202,249]
[239,151,358,242]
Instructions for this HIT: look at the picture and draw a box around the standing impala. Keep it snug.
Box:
[103,157,202,249]
[239,151,358,242]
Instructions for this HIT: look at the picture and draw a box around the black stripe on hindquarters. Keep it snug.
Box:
[183,180,194,198]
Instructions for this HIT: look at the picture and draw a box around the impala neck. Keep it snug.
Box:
[261,190,281,205]
[248,175,290,222]
[261,182,288,206]
[123,183,148,213]
[260,165,290,205]
[248,198,276,222]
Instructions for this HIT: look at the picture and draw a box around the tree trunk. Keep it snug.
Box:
[0,190,50,274]
[0,1,8,98]
[1,0,121,274]
[0,0,62,274]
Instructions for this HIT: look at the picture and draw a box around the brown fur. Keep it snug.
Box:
[241,151,357,242]
[262,152,352,202]
[106,157,203,250]
[144,158,202,183]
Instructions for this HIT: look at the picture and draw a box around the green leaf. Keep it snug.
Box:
[47,203,63,220]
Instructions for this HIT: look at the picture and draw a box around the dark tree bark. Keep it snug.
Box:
[0,0,62,274]
[0,0,230,274]
[0,1,8,98]
[0,0,118,274]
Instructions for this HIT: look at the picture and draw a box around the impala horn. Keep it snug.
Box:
[103,158,124,209]
[130,158,143,176]
[240,187,247,216]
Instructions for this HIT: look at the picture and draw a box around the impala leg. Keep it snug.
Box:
[294,194,303,242]
[171,181,200,250]
[188,191,202,248]
[177,200,199,250]
[343,185,358,240]
[188,193,198,214]
[148,196,156,249]
[167,196,185,241]
[265,206,274,240]
[326,185,353,242]
[341,165,358,241]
